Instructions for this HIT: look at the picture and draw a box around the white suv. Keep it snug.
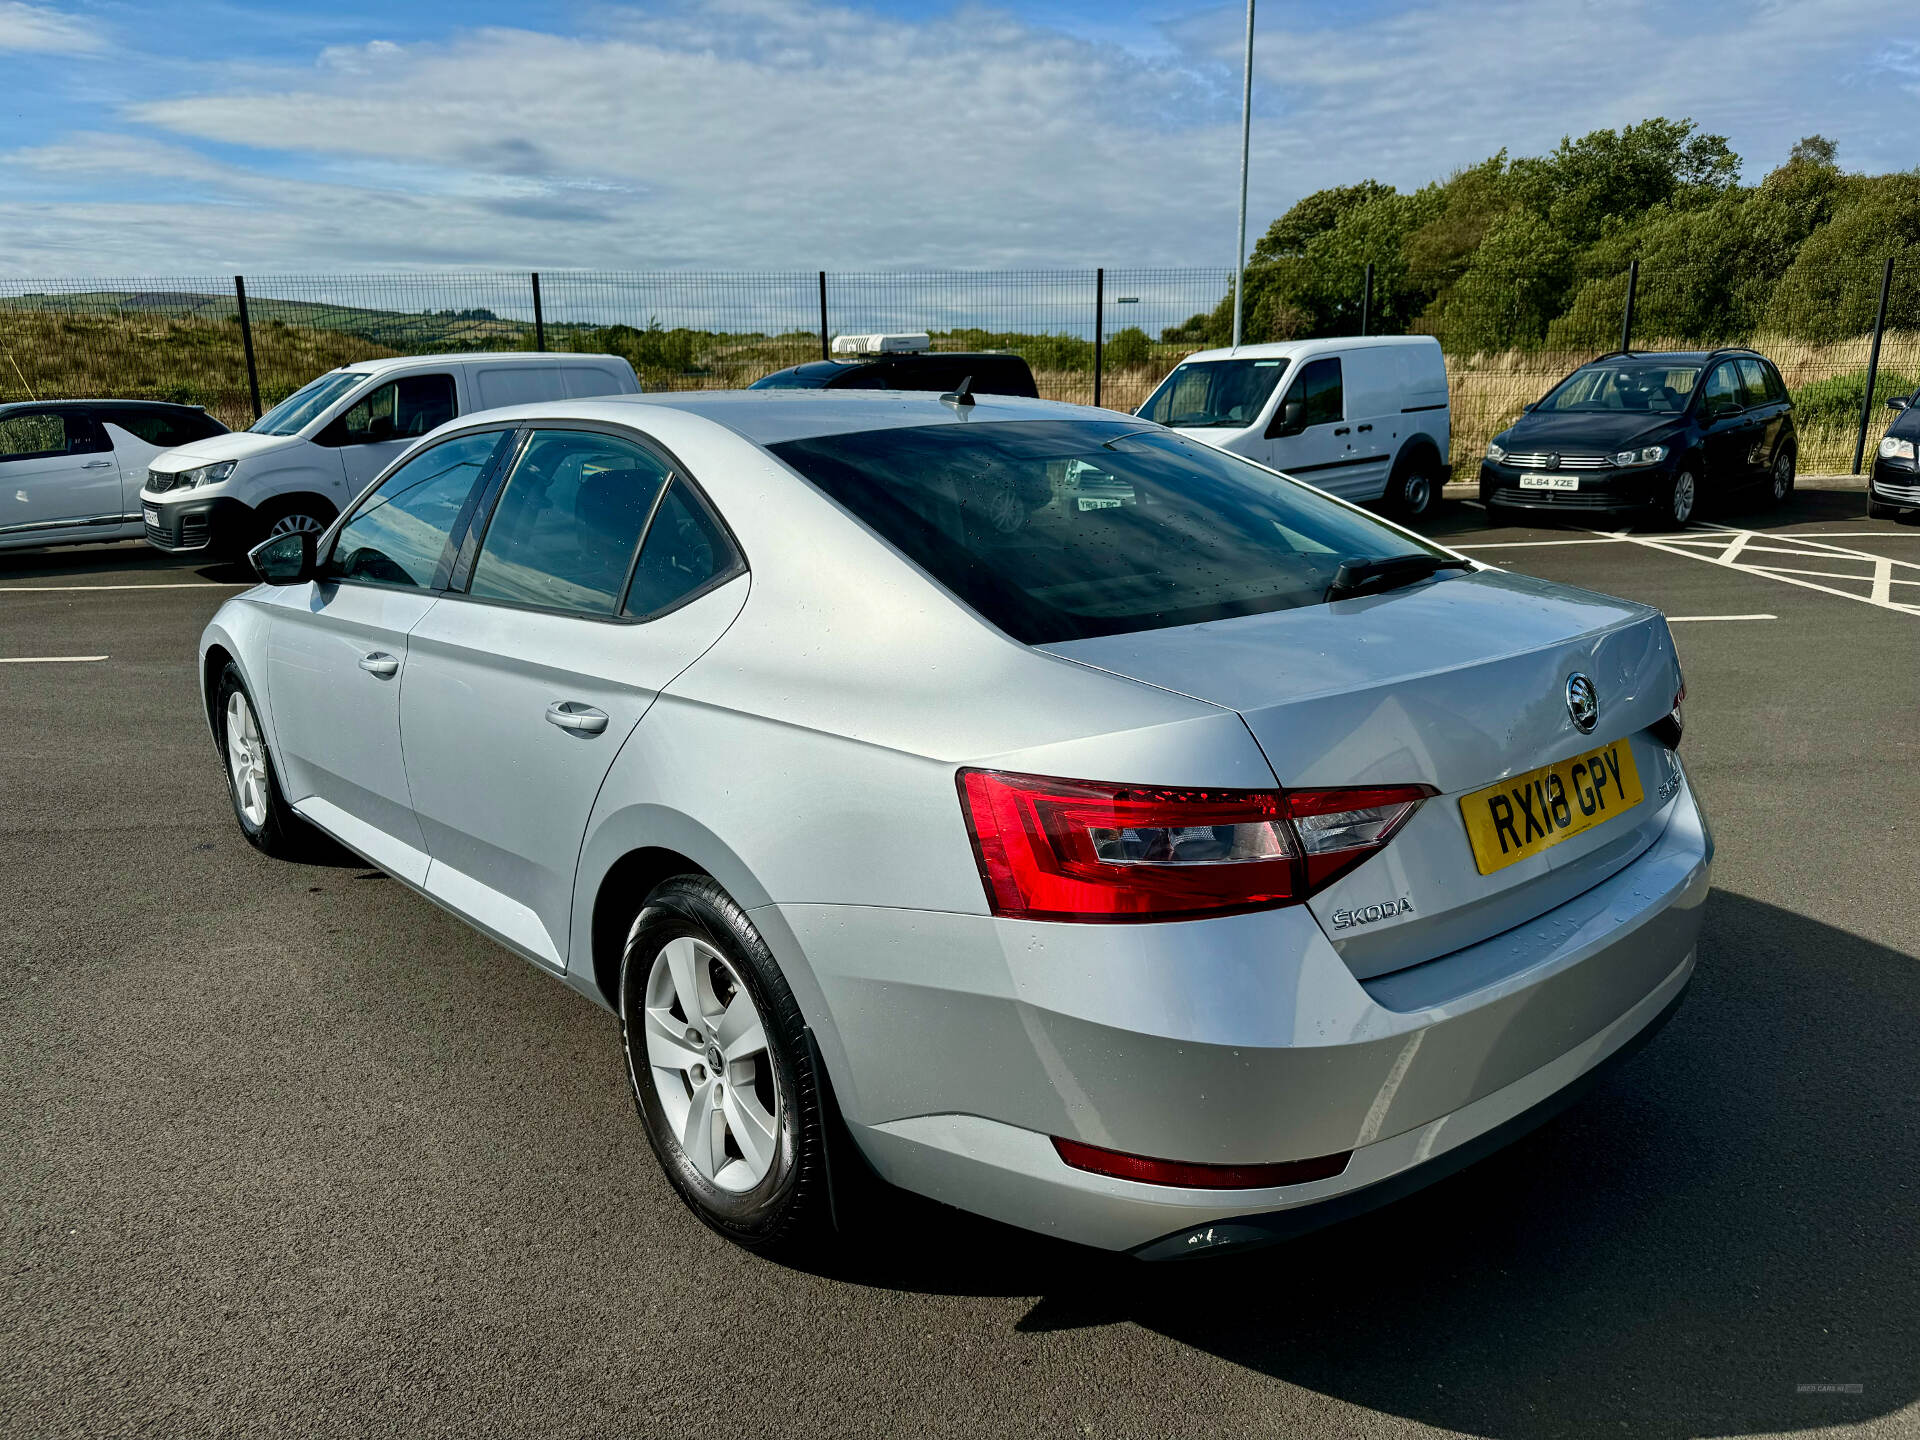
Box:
[1137,335,1452,518]
[141,352,639,554]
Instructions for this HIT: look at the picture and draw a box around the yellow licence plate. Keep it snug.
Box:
[1459,740,1644,875]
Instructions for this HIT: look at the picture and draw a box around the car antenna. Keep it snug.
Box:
[940,375,976,410]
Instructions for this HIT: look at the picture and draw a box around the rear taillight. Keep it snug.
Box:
[1652,678,1685,750]
[957,768,1435,923]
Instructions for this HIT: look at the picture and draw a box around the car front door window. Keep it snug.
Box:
[0,411,119,532]
[321,430,507,589]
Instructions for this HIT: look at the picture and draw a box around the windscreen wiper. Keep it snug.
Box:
[1325,554,1473,602]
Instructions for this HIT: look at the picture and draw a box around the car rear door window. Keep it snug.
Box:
[98,408,220,447]
[467,430,672,616]
[1735,359,1773,408]
[0,411,71,460]
[622,480,739,618]
[321,430,507,589]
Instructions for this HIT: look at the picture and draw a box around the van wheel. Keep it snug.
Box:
[252,496,337,549]
[618,876,832,1255]
[1387,455,1439,519]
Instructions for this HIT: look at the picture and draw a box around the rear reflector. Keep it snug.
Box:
[1053,1137,1351,1189]
[957,768,1434,922]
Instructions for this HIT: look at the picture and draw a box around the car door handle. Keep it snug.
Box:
[545,701,609,735]
[1333,426,1351,435]
[81,459,115,469]
[358,652,400,678]
[1356,423,1373,433]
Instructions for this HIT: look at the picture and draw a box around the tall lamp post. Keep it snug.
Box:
[1230,0,1256,350]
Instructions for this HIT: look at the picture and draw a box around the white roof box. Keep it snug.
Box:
[831,332,931,356]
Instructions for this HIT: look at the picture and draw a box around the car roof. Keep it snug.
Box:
[336,351,623,374]
[1580,349,1762,364]
[441,388,1101,447]
[0,398,207,414]
[1176,335,1440,365]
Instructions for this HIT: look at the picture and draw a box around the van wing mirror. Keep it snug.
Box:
[248,530,315,585]
[1266,397,1304,439]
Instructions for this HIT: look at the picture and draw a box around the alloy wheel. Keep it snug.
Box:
[224,690,269,828]
[1671,471,1696,526]
[267,512,324,538]
[642,935,782,1193]
[1773,451,1794,502]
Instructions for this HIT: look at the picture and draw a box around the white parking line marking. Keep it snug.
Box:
[1451,538,1632,550]
[1665,614,1777,622]
[0,654,108,663]
[0,582,247,593]
[1585,523,1920,618]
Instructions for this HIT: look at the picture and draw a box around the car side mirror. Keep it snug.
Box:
[1888,396,1911,413]
[249,530,314,585]
[1522,402,1537,412]
[1266,398,1304,439]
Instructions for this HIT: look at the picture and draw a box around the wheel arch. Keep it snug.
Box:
[1392,431,1445,477]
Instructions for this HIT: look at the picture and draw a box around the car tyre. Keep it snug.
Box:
[1768,448,1796,508]
[619,875,831,1255]
[216,663,321,859]
[1647,468,1698,530]
[1867,490,1896,520]
[1387,454,1438,520]
[252,495,337,550]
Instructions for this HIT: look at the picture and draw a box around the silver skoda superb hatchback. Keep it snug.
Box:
[201,391,1709,1259]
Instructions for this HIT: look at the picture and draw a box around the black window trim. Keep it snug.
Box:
[439,418,749,628]
[314,424,520,595]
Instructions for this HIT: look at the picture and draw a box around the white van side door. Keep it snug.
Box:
[1339,346,1400,501]
[1267,356,1362,493]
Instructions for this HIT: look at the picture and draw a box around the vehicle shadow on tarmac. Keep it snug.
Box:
[821,889,1915,1438]
[1416,485,1910,544]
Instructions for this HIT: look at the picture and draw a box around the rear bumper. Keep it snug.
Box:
[140,492,252,553]
[760,770,1711,1253]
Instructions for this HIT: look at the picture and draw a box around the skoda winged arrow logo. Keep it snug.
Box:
[1566,673,1599,733]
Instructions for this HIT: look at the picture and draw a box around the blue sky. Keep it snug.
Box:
[1,0,1913,275]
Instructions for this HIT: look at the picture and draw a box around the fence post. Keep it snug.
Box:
[1093,267,1105,409]
[530,272,545,351]
[1854,256,1895,475]
[1360,262,1373,336]
[1618,259,1639,354]
[818,272,829,360]
[234,275,261,421]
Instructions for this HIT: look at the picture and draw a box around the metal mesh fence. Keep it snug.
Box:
[0,263,1912,471]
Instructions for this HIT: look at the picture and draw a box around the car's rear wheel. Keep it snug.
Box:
[1768,448,1795,507]
[1648,469,1697,529]
[619,876,830,1253]
[216,664,319,859]
[1386,453,1438,520]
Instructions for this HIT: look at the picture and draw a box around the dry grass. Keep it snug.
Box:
[3,311,1911,474]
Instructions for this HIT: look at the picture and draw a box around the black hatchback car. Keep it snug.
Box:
[1868,388,1920,518]
[1480,349,1797,528]
[751,351,1039,398]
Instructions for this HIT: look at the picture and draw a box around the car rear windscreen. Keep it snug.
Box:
[770,419,1446,643]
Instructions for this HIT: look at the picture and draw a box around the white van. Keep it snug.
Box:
[141,352,639,555]
[1135,335,1451,517]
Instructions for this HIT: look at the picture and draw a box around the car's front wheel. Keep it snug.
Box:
[216,663,319,859]
[1768,448,1796,507]
[1648,469,1698,529]
[619,876,830,1253]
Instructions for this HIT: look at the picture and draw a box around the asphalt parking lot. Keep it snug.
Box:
[4,487,1917,1439]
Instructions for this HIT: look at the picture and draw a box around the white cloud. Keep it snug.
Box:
[0,0,1909,275]
[0,1,103,54]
